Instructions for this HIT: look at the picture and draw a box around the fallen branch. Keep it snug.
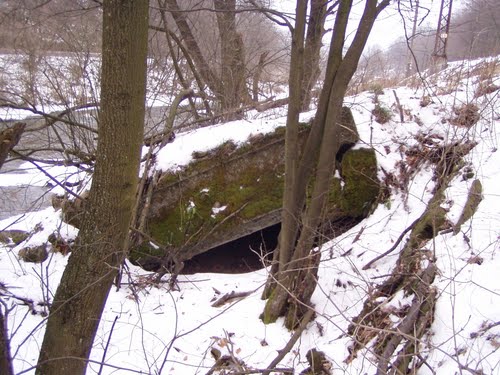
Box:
[376,263,437,375]
[211,291,252,308]
[263,308,314,375]
[392,89,404,123]
[362,217,419,270]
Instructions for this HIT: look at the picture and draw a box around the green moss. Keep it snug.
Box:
[148,159,284,248]
[0,230,30,245]
[0,232,9,244]
[129,240,165,264]
[412,206,447,241]
[143,129,379,262]
[454,179,482,234]
[339,148,380,217]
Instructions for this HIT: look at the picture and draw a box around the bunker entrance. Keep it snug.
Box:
[179,216,363,275]
[180,223,280,274]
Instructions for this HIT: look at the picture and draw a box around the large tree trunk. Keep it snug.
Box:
[36,1,149,374]
[262,0,391,329]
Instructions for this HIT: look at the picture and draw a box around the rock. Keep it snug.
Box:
[338,148,380,218]
[18,243,48,263]
[339,106,360,146]
[0,230,29,245]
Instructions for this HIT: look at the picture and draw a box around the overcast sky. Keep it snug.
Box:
[272,0,461,50]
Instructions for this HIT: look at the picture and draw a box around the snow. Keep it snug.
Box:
[155,116,287,172]
[1,56,499,374]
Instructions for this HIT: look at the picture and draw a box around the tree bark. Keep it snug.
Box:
[262,0,391,328]
[0,308,14,375]
[300,0,327,110]
[214,0,251,116]
[36,1,149,374]
[163,0,223,99]
[262,0,307,302]
[0,122,25,170]
[252,51,269,102]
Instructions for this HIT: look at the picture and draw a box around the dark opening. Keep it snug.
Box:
[179,216,363,275]
[180,223,281,274]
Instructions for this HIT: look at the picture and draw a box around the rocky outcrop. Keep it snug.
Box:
[131,107,380,268]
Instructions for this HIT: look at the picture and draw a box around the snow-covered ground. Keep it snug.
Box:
[1,57,499,374]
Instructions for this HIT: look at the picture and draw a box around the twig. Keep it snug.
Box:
[392,89,404,123]
[12,155,82,200]
[98,315,118,375]
[211,291,252,308]
[263,308,314,375]
[362,217,419,270]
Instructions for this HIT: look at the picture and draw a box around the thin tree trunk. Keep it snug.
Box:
[262,0,308,302]
[36,1,149,374]
[214,0,251,117]
[252,51,269,102]
[159,5,200,119]
[301,0,327,110]
[0,309,14,375]
[263,0,391,328]
[163,0,223,100]
[165,29,213,116]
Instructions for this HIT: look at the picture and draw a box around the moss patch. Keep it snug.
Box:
[454,179,483,234]
[0,230,29,245]
[145,159,284,249]
[140,116,378,264]
[337,148,380,218]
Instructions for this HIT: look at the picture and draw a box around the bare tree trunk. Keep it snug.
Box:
[252,51,269,102]
[0,309,14,375]
[158,5,200,119]
[0,122,25,169]
[263,0,391,329]
[279,0,308,291]
[301,0,327,110]
[214,0,251,117]
[36,1,149,374]
[162,0,223,100]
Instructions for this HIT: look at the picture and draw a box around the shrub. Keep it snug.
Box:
[372,105,392,124]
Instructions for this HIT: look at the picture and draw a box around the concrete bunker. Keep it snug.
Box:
[129,107,381,274]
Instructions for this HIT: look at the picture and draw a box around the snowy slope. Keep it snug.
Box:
[0,57,499,374]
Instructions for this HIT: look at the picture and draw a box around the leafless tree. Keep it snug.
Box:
[35,1,150,373]
[262,0,391,330]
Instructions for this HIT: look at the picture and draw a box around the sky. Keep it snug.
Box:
[273,0,457,50]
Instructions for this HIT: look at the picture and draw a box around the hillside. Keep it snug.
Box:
[0,56,499,374]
